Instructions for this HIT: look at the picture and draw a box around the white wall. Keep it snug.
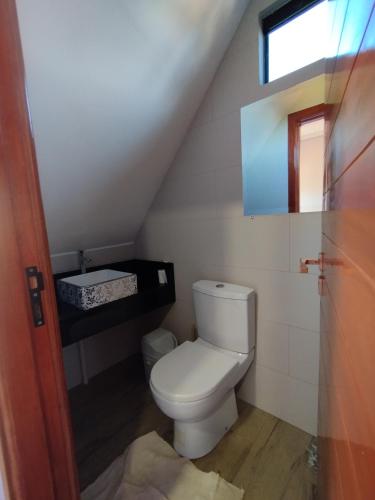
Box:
[137,0,324,435]
[50,241,136,274]
[16,0,250,257]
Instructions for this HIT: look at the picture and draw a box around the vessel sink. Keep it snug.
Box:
[57,269,137,310]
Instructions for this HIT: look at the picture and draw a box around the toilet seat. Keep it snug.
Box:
[150,340,239,403]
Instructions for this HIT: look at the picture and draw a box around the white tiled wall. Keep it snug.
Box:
[136,0,324,435]
[51,242,135,274]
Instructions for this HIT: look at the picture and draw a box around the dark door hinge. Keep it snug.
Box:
[25,266,45,327]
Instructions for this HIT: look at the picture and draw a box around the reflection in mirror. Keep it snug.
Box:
[241,75,326,215]
[296,116,325,212]
[288,104,326,213]
[300,118,325,212]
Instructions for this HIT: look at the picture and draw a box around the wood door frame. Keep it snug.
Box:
[288,103,327,212]
[0,1,79,498]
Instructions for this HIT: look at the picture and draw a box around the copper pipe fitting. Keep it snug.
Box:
[299,252,325,274]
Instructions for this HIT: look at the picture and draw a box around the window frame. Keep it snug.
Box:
[262,0,325,83]
[288,103,328,212]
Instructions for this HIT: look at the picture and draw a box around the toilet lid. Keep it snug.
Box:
[150,341,238,403]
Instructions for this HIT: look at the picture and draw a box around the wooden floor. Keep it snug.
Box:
[69,355,317,499]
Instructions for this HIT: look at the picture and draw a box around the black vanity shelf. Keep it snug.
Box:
[54,259,175,347]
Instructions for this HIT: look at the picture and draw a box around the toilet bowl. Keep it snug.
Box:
[150,338,254,458]
[150,280,256,459]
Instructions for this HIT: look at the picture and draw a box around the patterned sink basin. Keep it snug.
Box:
[57,269,137,310]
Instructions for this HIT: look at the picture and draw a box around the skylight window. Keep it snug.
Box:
[263,0,328,83]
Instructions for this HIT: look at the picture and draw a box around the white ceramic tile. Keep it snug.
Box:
[229,0,276,54]
[168,122,217,179]
[180,172,217,220]
[86,243,135,267]
[195,262,250,286]
[208,265,289,326]
[283,377,318,435]
[290,212,322,274]
[152,172,216,220]
[288,273,321,332]
[51,252,80,274]
[148,179,180,219]
[215,165,243,218]
[238,363,288,422]
[168,111,241,180]
[227,4,253,53]
[212,44,254,118]
[136,213,179,262]
[289,327,320,385]
[209,265,320,332]
[245,270,319,331]
[138,215,221,268]
[173,260,214,303]
[211,111,242,170]
[173,261,195,303]
[256,320,289,374]
[254,271,290,324]
[239,363,318,435]
[175,218,220,266]
[216,215,290,271]
[162,299,195,344]
[191,86,214,129]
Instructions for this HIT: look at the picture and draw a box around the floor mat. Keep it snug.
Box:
[81,431,244,500]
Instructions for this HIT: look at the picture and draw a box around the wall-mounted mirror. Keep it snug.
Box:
[241,75,326,215]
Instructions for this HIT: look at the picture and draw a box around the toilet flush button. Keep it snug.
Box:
[216,284,224,288]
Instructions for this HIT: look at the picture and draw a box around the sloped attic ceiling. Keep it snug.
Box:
[16,0,250,254]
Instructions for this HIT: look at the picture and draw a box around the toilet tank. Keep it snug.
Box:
[192,280,255,354]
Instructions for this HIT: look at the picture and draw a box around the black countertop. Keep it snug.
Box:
[55,259,175,347]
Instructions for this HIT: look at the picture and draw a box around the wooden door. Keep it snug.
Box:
[319,0,375,498]
[0,1,80,498]
[288,103,327,213]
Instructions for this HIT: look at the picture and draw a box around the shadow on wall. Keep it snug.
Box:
[15,0,249,254]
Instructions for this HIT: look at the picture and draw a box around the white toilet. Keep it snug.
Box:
[150,280,255,459]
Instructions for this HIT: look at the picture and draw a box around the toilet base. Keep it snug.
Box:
[173,389,238,459]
